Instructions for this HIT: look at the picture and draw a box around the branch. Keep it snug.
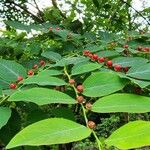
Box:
[120,0,150,26]
[33,0,44,21]
[11,1,43,23]
[51,0,66,19]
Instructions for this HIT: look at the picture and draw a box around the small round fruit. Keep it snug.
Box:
[92,54,98,60]
[106,60,113,67]
[77,85,84,93]
[86,103,92,110]
[88,121,96,129]
[40,60,45,66]
[77,96,84,103]
[144,47,149,52]
[17,76,23,82]
[49,27,53,31]
[56,27,60,30]
[114,64,121,72]
[83,50,90,56]
[137,46,142,51]
[134,87,142,94]
[124,67,129,72]
[28,70,34,76]
[98,57,105,63]
[33,64,38,69]
[10,83,17,89]
[123,45,129,49]
[88,53,93,59]
[69,79,75,85]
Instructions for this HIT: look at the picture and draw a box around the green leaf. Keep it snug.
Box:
[92,93,150,113]
[0,107,11,129]
[105,121,150,149]
[53,30,69,40]
[22,75,67,86]
[127,63,150,80]
[83,72,127,97]
[6,118,91,149]
[97,50,119,57]
[71,62,102,75]
[38,70,63,76]
[112,57,148,67]
[85,44,106,53]
[55,56,89,67]
[0,109,21,145]
[41,51,61,62]
[0,59,27,82]
[8,88,76,105]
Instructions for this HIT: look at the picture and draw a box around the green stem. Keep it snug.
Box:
[64,67,103,150]
[92,130,103,150]
[0,95,9,105]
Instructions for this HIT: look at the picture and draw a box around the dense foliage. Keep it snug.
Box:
[0,0,150,150]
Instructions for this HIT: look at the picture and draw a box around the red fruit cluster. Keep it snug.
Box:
[83,50,105,63]
[137,46,150,52]
[49,27,62,31]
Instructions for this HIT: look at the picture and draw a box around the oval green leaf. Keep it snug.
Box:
[83,72,127,97]
[55,56,89,67]
[112,57,148,67]
[8,88,76,105]
[105,121,150,149]
[127,63,150,80]
[0,107,11,129]
[22,75,66,86]
[41,51,61,62]
[38,70,63,76]
[92,93,150,113]
[6,118,91,149]
[0,59,27,82]
[71,62,102,75]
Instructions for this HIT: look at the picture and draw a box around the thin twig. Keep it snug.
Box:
[120,0,150,25]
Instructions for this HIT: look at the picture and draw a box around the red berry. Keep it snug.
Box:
[77,85,84,93]
[134,87,142,94]
[114,64,121,72]
[98,57,105,63]
[17,76,23,82]
[123,45,129,49]
[137,46,142,51]
[77,96,84,103]
[124,67,129,72]
[49,27,53,31]
[92,54,98,60]
[88,53,93,59]
[9,83,17,89]
[40,60,45,66]
[106,60,113,67]
[83,50,90,56]
[88,121,96,129]
[69,79,75,85]
[56,27,60,30]
[33,64,38,69]
[28,70,34,76]
[144,47,149,52]
[86,103,92,110]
